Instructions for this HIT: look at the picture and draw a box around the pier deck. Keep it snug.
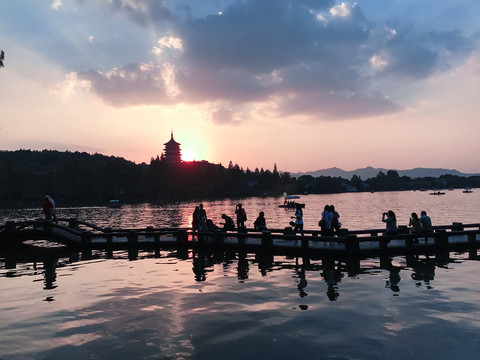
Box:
[1,218,479,258]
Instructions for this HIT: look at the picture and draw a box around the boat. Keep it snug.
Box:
[107,199,121,208]
[463,187,473,193]
[279,195,305,209]
[429,190,445,195]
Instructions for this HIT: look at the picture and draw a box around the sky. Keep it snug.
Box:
[1,0,480,174]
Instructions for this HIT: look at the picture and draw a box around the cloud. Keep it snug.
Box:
[152,33,183,55]
[51,0,62,10]
[51,72,91,100]
[76,63,178,107]
[276,91,403,120]
[88,0,174,24]
[211,108,242,126]
[67,0,476,122]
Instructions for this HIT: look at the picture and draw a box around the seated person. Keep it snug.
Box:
[221,214,235,231]
[420,211,433,233]
[409,212,422,233]
[205,219,220,231]
[254,211,267,231]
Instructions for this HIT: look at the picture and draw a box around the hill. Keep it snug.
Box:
[292,166,479,180]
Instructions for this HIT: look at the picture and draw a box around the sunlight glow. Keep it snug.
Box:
[182,149,197,162]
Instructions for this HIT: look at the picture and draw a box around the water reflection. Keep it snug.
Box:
[322,258,343,300]
[3,247,477,303]
[382,257,402,293]
[1,247,480,360]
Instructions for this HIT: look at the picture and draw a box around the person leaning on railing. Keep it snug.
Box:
[382,210,398,235]
[420,211,433,233]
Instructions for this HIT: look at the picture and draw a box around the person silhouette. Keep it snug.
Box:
[235,204,247,230]
[254,211,267,231]
[292,204,304,237]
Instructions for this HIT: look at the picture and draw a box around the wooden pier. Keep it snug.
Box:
[1,218,479,258]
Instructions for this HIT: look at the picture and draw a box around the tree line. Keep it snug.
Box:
[1,150,479,208]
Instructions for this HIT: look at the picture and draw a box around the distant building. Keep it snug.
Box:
[163,131,182,164]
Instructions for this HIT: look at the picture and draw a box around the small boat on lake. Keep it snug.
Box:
[463,187,473,193]
[279,195,305,209]
[430,190,445,195]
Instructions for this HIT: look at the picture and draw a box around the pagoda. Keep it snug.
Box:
[163,131,182,164]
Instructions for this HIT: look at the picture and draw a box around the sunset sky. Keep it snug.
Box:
[1,0,480,174]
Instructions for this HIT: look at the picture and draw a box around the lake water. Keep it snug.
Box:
[1,191,480,359]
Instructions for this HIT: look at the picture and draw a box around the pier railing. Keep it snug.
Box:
[1,219,479,257]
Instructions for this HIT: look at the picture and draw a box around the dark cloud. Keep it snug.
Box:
[277,91,403,120]
[86,0,174,24]
[74,0,476,122]
[77,63,175,107]
[178,1,323,72]
[175,66,274,103]
[376,26,474,78]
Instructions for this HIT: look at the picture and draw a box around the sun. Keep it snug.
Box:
[182,149,197,162]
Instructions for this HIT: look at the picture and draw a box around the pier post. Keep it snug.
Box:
[405,236,414,251]
[177,230,188,246]
[128,230,138,245]
[81,231,91,245]
[345,234,359,256]
[379,237,388,251]
[146,226,154,238]
[452,222,463,231]
[154,233,160,246]
[467,232,477,244]
[69,218,78,229]
[301,236,309,249]
[214,231,224,245]
[237,231,246,247]
[261,231,273,249]
[398,225,409,234]
[434,229,449,263]
[105,227,113,246]
[338,228,348,237]
[346,258,361,277]
[468,233,477,259]
[197,232,205,244]
[434,229,448,247]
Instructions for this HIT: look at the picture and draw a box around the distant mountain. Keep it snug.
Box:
[291,166,480,180]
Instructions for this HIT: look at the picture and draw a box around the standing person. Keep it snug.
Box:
[382,210,398,235]
[420,211,433,233]
[254,211,267,231]
[192,206,200,231]
[42,195,55,222]
[331,205,341,235]
[320,205,333,236]
[235,203,247,230]
[199,204,207,223]
[48,196,58,223]
[292,204,304,237]
[196,203,207,231]
[409,212,422,233]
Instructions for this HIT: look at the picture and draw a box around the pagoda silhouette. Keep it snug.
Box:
[163,131,182,164]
